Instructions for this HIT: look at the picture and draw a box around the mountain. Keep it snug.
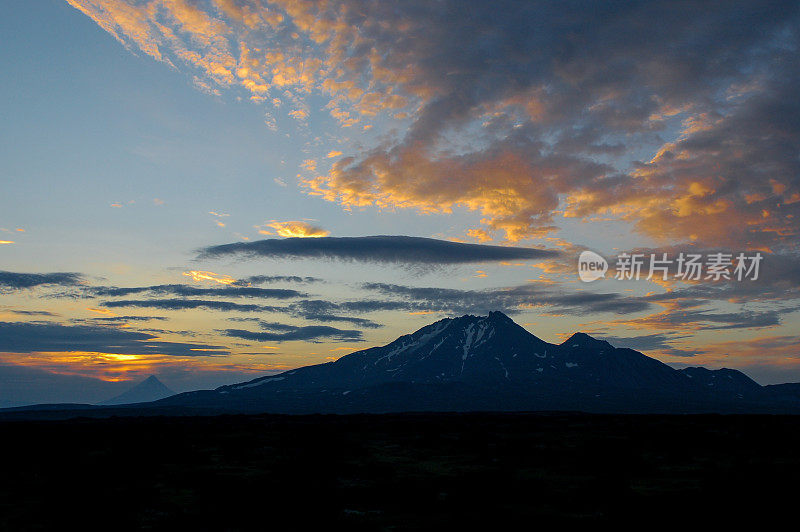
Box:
[152,312,800,415]
[100,375,175,405]
[678,366,762,394]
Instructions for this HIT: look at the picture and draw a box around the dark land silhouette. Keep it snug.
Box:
[1,412,798,528]
[4,311,800,418]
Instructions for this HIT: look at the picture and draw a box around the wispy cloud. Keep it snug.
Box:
[3,309,58,317]
[223,323,363,343]
[615,306,789,332]
[235,275,320,285]
[362,282,651,316]
[78,315,169,323]
[284,300,382,328]
[0,271,84,290]
[599,333,702,358]
[101,299,281,312]
[89,283,305,299]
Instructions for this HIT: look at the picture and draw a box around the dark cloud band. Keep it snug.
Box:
[101,299,281,313]
[0,271,83,290]
[90,284,304,299]
[0,321,228,357]
[199,236,559,265]
[223,324,363,343]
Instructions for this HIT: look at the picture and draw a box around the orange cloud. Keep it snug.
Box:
[466,228,492,242]
[66,0,414,136]
[182,270,236,285]
[87,307,117,316]
[68,1,800,251]
[302,143,568,241]
[265,221,329,238]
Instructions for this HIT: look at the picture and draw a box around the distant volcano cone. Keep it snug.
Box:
[100,375,175,405]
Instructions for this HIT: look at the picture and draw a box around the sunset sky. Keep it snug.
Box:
[2,0,799,404]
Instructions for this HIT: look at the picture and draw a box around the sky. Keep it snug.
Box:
[1,0,799,404]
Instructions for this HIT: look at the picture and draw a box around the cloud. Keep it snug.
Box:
[362,282,651,316]
[80,315,169,323]
[296,313,382,328]
[0,321,228,356]
[635,250,800,303]
[234,275,321,285]
[4,309,58,317]
[0,271,84,290]
[100,299,281,312]
[618,307,788,331]
[567,68,800,251]
[599,333,701,358]
[99,297,384,328]
[285,300,382,328]
[297,0,800,247]
[199,235,559,265]
[68,0,800,247]
[259,220,330,238]
[89,283,305,299]
[183,270,236,285]
[223,323,363,343]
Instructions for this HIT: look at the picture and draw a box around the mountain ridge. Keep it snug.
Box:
[4,312,800,418]
[152,311,798,414]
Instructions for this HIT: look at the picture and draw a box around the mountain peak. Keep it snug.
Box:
[100,375,174,405]
[562,332,608,347]
[446,311,517,330]
[487,310,513,322]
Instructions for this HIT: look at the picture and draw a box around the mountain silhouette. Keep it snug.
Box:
[152,312,800,414]
[100,375,175,405]
[4,312,800,418]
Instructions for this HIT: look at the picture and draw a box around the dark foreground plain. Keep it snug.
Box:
[1,413,798,529]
